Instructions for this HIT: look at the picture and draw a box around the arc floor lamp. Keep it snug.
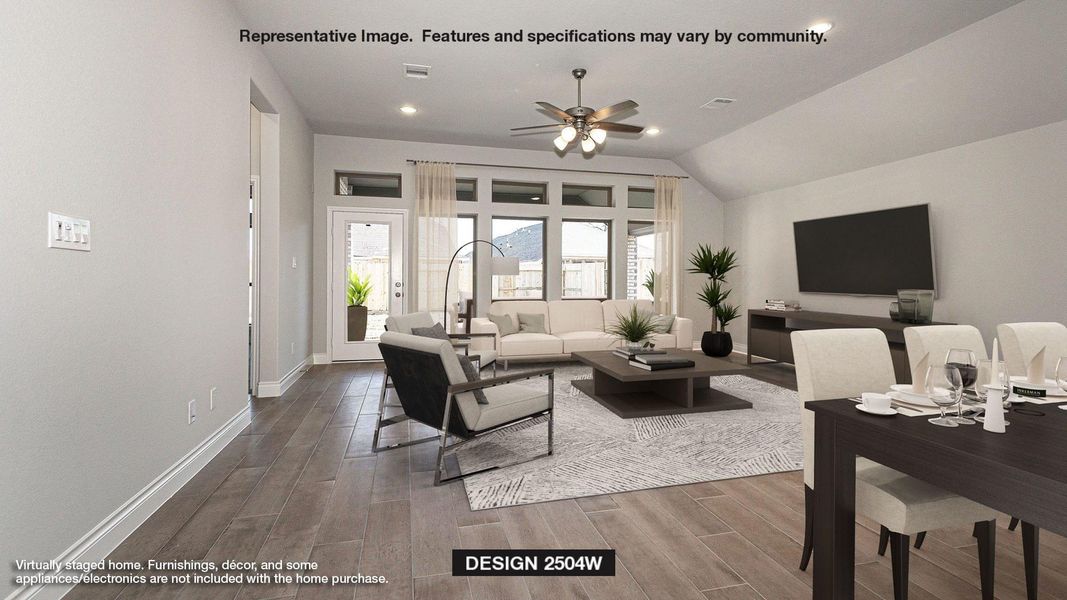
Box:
[443,240,520,329]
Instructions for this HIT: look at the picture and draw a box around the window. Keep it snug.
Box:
[562,184,613,207]
[626,221,655,300]
[455,215,476,302]
[335,172,402,198]
[456,178,477,202]
[562,220,611,299]
[628,186,655,209]
[492,218,545,299]
[492,180,547,204]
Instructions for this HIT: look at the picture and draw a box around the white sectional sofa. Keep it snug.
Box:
[469,299,693,368]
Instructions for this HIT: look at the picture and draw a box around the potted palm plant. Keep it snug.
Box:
[689,245,739,357]
[642,271,656,298]
[607,305,659,350]
[346,269,372,342]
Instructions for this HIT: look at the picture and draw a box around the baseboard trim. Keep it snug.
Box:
[257,355,312,398]
[312,353,329,365]
[6,405,252,600]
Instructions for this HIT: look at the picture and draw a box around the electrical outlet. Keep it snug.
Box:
[209,387,217,411]
[188,399,197,424]
[290,342,295,355]
[291,257,297,269]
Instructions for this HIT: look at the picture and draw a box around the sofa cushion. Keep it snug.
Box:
[488,313,518,336]
[458,384,551,432]
[499,333,563,357]
[602,299,654,329]
[517,312,547,334]
[548,300,604,334]
[557,331,618,353]
[489,300,550,333]
[648,332,678,349]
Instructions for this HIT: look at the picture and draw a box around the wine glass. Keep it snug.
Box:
[926,365,961,428]
[945,348,977,425]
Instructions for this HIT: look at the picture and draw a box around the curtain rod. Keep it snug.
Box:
[404,159,687,179]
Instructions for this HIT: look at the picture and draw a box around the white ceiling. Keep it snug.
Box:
[232,0,1019,159]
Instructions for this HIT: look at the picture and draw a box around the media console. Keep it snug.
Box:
[747,309,953,383]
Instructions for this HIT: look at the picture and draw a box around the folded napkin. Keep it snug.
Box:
[911,352,929,394]
[1027,346,1047,385]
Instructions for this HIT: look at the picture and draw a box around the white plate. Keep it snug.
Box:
[856,404,897,416]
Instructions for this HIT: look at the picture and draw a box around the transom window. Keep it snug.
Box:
[335,172,402,198]
[627,186,655,209]
[492,180,548,204]
[562,184,613,207]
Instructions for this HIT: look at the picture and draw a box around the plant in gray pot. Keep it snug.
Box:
[689,245,739,357]
[346,269,372,342]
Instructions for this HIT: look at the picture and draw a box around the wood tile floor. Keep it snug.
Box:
[68,358,1067,600]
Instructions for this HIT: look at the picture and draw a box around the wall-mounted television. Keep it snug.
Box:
[793,204,935,296]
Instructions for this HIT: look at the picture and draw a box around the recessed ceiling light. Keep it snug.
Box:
[646,127,661,136]
[399,105,417,114]
[530,196,541,201]
[810,21,833,34]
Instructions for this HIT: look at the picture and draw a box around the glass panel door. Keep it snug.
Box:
[331,210,404,361]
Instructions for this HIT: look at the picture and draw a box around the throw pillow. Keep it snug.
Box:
[411,323,488,404]
[517,312,547,334]
[487,313,518,336]
[656,314,677,333]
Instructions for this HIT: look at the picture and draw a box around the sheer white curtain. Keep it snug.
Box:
[415,162,456,322]
[653,175,682,314]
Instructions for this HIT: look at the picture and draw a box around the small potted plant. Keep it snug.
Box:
[689,245,739,357]
[346,269,372,342]
[607,305,659,351]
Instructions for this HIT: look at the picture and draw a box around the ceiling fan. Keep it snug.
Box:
[511,68,643,153]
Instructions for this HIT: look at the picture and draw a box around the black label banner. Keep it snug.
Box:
[452,549,615,576]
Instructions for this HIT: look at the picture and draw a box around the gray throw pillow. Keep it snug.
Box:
[656,314,677,333]
[411,323,488,404]
[517,312,547,334]
[487,313,518,336]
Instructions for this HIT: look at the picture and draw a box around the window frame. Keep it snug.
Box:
[454,214,478,305]
[490,216,548,301]
[560,218,613,300]
[491,180,549,205]
[625,220,656,301]
[456,178,477,202]
[562,183,614,208]
[627,186,655,209]
[334,171,402,198]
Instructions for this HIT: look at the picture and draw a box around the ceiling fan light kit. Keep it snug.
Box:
[512,67,645,154]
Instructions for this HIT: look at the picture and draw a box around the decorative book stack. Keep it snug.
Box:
[764,299,801,311]
[613,347,666,360]
[628,354,696,371]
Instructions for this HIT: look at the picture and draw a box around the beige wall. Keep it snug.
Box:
[0,2,313,595]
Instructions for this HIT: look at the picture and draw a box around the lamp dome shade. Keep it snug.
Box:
[590,128,607,144]
[580,136,596,152]
[561,125,577,142]
[553,136,567,151]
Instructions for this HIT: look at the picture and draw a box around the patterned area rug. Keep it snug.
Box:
[458,363,802,510]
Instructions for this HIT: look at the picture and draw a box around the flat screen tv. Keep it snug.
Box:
[793,204,935,296]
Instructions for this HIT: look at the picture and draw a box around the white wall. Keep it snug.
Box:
[724,119,1067,347]
[0,2,312,596]
[312,135,723,357]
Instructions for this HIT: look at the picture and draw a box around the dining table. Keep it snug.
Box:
[810,397,1067,599]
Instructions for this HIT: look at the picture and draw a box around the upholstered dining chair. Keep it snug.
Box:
[904,324,989,372]
[385,311,498,375]
[792,328,1000,600]
[376,331,554,485]
[997,321,1067,380]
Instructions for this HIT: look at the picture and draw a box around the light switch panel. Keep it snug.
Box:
[48,212,91,251]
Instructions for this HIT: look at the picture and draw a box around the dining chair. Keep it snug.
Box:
[904,324,989,370]
[792,328,1000,600]
[997,321,1067,379]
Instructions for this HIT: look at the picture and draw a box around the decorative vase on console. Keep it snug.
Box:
[689,245,740,357]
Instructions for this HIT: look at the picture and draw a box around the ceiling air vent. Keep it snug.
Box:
[700,97,736,109]
[403,64,431,79]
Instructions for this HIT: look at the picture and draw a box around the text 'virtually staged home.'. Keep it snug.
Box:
[3,1,1067,599]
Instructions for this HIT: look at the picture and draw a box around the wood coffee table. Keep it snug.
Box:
[571,350,752,418]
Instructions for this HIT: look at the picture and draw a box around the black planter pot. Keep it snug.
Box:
[701,331,733,357]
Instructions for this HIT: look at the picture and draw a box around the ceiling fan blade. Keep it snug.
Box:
[535,102,572,121]
[589,100,638,122]
[594,122,643,133]
[510,123,566,132]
